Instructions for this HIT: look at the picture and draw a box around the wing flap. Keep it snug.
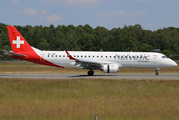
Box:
[76,60,102,67]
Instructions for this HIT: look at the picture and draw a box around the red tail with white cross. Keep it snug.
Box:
[6,26,64,68]
[7,26,34,52]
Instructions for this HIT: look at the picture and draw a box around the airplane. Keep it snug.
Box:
[3,26,177,76]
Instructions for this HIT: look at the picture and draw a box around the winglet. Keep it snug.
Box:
[65,50,77,60]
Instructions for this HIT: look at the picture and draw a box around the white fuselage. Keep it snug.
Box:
[34,49,177,69]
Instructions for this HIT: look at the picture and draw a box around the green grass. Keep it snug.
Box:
[0,62,179,119]
[0,78,179,120]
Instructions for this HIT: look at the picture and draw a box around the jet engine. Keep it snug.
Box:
[102,64,120,73]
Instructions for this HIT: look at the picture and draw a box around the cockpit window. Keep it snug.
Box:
[162,56,169,59]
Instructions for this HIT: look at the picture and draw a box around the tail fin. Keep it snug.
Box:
[6,26,64,68]
[7,26,34,52]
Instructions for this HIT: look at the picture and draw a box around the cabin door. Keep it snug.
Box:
[153,55,157,63]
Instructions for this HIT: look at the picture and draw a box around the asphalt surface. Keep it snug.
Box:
[0,73,179,80]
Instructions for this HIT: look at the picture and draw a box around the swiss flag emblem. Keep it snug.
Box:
[13,36,24,48]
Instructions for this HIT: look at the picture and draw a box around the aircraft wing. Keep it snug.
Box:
[2,50,27,57]
[65,50,102,69]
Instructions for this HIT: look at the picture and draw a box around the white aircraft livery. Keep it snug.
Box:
[3,26,177,76]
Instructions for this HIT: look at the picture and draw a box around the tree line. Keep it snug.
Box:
[0,22,179,60]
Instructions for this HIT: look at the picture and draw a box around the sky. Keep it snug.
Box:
[0,0,179,31]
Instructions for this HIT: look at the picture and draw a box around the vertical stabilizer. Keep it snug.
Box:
[7,26,33,52]
[6,26,64,68]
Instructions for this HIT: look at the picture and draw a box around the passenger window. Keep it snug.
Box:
[59,55,61,57]
[63,55,65,57]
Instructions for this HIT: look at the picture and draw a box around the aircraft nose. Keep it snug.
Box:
[171,60,177,67]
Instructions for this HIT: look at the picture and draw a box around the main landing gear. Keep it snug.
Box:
[155,68,160,75]
[88,70,94,76]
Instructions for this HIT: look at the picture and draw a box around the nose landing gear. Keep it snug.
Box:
[155,68,160,75]
[155,70,159,75]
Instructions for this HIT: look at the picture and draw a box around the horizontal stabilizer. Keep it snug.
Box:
[2,50,26,57]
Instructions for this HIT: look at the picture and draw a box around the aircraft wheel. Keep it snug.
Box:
[88,70,94,76]
[155,71,159,75]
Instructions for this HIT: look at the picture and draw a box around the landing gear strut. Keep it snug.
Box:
[88,70,94,76]
[155,68,160,75]
[155,70,159,75]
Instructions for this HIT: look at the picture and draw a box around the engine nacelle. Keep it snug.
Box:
[102,64,119,73]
